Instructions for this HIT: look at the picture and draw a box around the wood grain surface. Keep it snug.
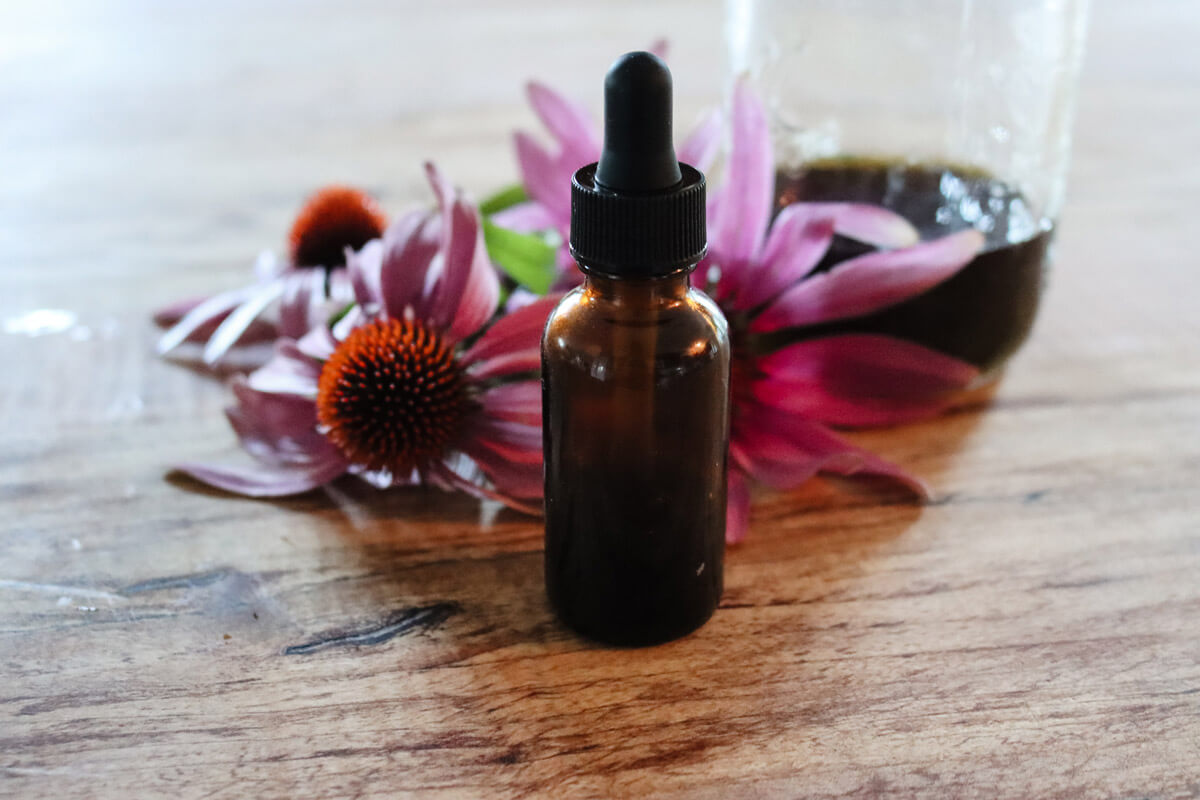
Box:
[2,1,1198,797]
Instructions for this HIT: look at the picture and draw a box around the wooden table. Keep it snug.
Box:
[3,1,1198,797]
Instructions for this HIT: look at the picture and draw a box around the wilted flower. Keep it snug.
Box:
[155,186,387,367]
[707,82,986,542]
[178,164,553,513]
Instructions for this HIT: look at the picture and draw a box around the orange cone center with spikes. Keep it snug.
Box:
[316,318,469,474]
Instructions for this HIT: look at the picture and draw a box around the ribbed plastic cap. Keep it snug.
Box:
[569,52,707,277]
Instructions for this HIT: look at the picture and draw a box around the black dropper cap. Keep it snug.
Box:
[570,52,706,277]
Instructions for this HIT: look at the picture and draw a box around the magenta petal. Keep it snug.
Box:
[379,208,442,322]
[278,268,324,339]
[246,340,322,399]
[459,439,544,500]
[466,417,543,464]
[229,377,319,441]
[490,201,559,233]
[752,229,986,332]
[732,402,927,496]
[427,458,542,516]
[527,81,600,172]
[709,80,773,267]
[726,470,751,545]
[753,334,978,427]
[479,381,542,426]
[422,163,500,341]
[176,456,346,498]
[813,203,920,249]
[515,131,569,224]
[677,109,723,172]
[346,237,384,310]
[732,207,835,311]
[461,296,557,369]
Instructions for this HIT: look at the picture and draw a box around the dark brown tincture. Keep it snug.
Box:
[774,157,1054,372]
[542,272,729,646]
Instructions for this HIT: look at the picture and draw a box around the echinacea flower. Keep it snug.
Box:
[177,164,554,513]
[155,185,388,367]
[708,82,986,543]
[494,45,722,279]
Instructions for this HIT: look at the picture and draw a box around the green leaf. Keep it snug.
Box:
[483,219,557,296]
[479,184,530,216]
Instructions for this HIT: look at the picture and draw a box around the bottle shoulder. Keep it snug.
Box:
[544,285,730,349]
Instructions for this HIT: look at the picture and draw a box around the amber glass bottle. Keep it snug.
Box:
[541,52,731,646]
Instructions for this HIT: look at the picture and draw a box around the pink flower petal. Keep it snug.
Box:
[246,340,322,399]
[709,80,773,269]
[153,296,205,327]
[175,455,347,498]
[515,131,569,223]
[203,280,286,365]
[726,469,751,545]
[278,268,325,339]
[466,417,543,464]
[346,237,382,310]
[647,39,669,60]
[479,381,542,426]
[297,323,337,361]
[461,296,557,369]
[422,162,500,341]
[753,334,978,427]
[229,377,319,442]
[378,208,442,322]
[458,439,545,500]
[489,201,559,234]
[731,206,834,311]
[752,229,985,333]
[732,402,926,496]
[814,203,920,249]
[427,458,542,516]
[677,108,723,172]
[157,285,258,355]
[527,81,600,174]
[252,250,286,281]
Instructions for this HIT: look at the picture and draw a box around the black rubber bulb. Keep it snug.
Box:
[594,51,683,193]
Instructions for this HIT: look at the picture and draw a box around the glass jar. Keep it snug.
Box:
[726,0,1090,374]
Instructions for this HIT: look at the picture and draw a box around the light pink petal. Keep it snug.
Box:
[422,162,500,341]
[709,79,773,268]
[203,279,286,365]
[153,295,206,327]
[157,285,258,355]
[346,237,384,310]
[176,456,347,498]
[726,469,751,545]
[461,296,557,368]
[246,340,322,399]
[378,208,442,322]
[647,39,669,60]
[813,203,920,249]
[753,334,978,427]
[732,402,927,496]
[297,324,337,361]
[278,268,324,339]
[427,458,542,516]
[515,131,570,224]
[489,201,559,233]
[677,108,723,172]
[479,381,542,426]
[731,207,834,311]
[752,229,985,333]
[229,377,319,441]
[527,81,600,171]
[252,250,287,281]
[330,304,370,342]
[467,351,541,381]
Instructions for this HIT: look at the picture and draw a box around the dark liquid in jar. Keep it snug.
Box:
[774,158,1054,372]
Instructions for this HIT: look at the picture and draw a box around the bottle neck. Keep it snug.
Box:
[583,270,691,304]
